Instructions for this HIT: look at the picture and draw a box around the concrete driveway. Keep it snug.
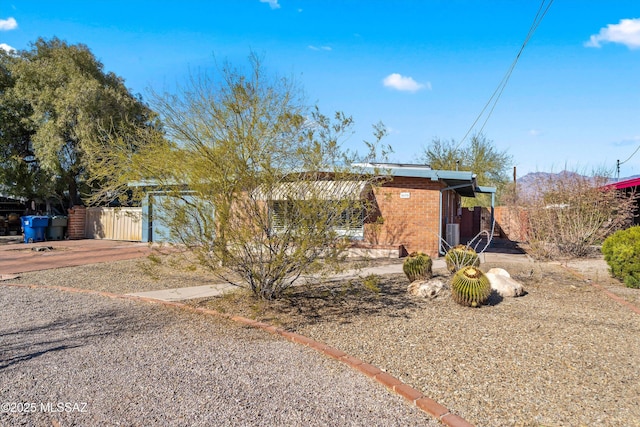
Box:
[0,237,151,274]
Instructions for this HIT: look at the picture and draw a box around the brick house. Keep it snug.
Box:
[139,163,495,258]
[355,164,495,257]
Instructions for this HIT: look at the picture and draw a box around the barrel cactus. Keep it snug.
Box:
[451,266,491,307]
[403,252,433,282]
[445,244,480,272]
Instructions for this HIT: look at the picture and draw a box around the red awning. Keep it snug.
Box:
[612,177,640,190]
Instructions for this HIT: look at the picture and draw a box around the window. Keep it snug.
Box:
[336,205,365,237]
[270,200,364,238]
[270,200,292,231]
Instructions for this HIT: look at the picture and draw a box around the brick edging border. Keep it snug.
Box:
[1,281,474,427]
[560,265,640,315]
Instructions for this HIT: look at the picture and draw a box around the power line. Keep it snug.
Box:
[618,143,640,166]
[616,141,640,179]
[456,0,554,150]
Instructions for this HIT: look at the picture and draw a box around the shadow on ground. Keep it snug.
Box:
[189,273,439,329]
[483,237,527,254]
[0,306,161,370]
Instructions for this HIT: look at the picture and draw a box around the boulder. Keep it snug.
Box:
[407,278,447,299]
[485,268,525,297]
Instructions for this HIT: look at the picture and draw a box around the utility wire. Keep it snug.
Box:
[456,0,554,150]
[618,143,640,166]
[616,142,640,179]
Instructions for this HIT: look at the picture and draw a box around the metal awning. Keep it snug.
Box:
[352,163,496,197]
[257,180,371,201]
[610,177,640,190]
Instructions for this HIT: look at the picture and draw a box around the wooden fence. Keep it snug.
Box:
[84,207,143,241]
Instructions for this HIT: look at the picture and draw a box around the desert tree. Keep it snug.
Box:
[422,134,512,206]
[91,53,389,300]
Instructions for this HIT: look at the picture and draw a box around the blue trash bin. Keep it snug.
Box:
[21,215,48,243]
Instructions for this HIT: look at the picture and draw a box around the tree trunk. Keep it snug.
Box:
[68,177,80,208]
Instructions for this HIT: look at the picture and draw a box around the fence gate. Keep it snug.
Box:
[85,207,143,241]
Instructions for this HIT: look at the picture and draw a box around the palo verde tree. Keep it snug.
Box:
[91,53,389,300]
[422,133,512,205]
[0,37,157,208]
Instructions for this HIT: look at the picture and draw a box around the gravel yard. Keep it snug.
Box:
[7,254,640,427]
[0,284,439,426]
[289,264,640,427]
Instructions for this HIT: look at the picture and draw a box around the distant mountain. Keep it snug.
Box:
[514,170,600,200]
[517,171,640,187]
[516,170,583,188]
[615,174,640,182]
[512,171,640,202]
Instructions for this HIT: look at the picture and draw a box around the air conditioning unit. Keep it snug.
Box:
[445,223,460,247]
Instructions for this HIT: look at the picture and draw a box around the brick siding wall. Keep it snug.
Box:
[364,177,451,257]
[67,205,86,240]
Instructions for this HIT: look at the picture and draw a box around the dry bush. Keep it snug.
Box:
[522,171,636,259]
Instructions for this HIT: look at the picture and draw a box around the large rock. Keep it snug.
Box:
[485,268,525,297]
[407,278,447,299]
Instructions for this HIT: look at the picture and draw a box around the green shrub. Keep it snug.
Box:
[602,226,640,289]
[362,274,382,293]
[445,245,480,272]
[402,252,433,282]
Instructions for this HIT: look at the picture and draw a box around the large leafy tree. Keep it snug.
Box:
[92,53,388,300]
[0,49,51,201]
[422,134,512,205]
[0,37,156,208]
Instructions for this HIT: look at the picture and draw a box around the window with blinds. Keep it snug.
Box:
[270,201,364,238]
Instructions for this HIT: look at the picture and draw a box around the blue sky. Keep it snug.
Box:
[1,1,639,178]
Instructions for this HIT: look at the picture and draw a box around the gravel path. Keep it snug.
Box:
[8,257,227,295]
[0,285,439,426]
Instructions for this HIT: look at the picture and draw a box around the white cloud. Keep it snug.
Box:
[528,129,541,137]
[0,43,15,52]
[0,17,17,31]
[308,45,332,51]
[613,135,640,147]
[382,73,430,92]
[585,18,640,49]
[259,0,280,10]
